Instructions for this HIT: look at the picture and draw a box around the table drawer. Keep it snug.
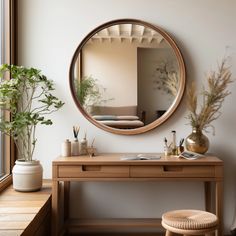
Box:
[58,165,129,178]
[130,165,215,178]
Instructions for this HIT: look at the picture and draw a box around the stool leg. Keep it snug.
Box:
[205,232,215,236]
[165,230,175,236]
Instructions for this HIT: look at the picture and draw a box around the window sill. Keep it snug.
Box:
[0,179,51,235]
[0,175,12,193]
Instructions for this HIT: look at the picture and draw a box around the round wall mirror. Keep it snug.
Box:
[69,19,186,135]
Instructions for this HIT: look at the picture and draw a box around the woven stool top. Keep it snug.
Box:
[162,209,218,230]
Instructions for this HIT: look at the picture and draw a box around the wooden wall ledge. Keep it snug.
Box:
[0,180,51,236]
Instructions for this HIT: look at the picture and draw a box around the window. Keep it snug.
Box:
[0,0,16,190]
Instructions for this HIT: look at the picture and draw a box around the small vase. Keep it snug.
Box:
[185,127,209,154]
[71,139,80,156]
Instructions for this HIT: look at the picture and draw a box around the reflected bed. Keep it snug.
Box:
[91,106,144,129]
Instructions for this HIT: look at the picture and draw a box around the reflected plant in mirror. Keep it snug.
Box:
[69,19,186,135]
[74,75,113,113]
[153,61,179,97]
[74,75,102,111]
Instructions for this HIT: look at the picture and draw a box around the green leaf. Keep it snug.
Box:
[41,119,53,125]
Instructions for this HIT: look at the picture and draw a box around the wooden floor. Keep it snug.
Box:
[67,234,163,236]
[67,233,231,236]
[67,230,231,236]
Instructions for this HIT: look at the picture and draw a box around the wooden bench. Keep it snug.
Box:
[0,180,51,236]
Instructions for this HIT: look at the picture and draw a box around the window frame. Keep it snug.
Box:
[0,0,17,192]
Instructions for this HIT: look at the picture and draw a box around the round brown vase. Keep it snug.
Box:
[185,127,209,154]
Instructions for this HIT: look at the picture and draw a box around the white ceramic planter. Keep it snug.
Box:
[12,160,43,192]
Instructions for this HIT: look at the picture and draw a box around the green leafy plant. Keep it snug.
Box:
[75,76,114,114]
[0,64,64,161]
[186,59,233,133]
[75,76,101,106]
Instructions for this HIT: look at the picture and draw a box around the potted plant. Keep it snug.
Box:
[185,58,233,153]
[0,64,64,191]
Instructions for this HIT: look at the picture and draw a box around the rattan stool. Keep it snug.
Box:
[161,209,218,236]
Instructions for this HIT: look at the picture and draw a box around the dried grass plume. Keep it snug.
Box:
[186,58,233,134]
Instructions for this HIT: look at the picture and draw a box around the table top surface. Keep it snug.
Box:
[53,153,223,166]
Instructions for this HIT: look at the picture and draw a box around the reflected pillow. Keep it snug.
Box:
[90,105,137,116]
[116,115,139,120]
[93,115,117,120]
[93,115,140,121]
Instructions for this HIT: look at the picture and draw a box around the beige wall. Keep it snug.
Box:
[83,42,137,106]
[18,0,236,234]
[138,47,177,123]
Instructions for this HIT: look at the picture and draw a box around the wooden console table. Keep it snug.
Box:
[51,154,223,236]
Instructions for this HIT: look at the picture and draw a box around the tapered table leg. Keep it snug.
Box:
[64,181,70,234]
[216,181,223,236]
[205,181,212,212]
[52,179,60,236]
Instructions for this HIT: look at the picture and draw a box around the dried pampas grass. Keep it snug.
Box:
[186,58,233,134]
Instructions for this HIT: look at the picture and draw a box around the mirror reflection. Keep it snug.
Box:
[70,20,185,134]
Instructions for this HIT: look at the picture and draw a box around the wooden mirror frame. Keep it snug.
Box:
[69,19,186,135]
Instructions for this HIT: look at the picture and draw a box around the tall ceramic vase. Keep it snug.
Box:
[12,159,43,192]
[185,127,209,154]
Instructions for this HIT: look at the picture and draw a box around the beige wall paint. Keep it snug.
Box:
[83,42,137,107]
[137,47,177,124]
[18,0,236,234]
